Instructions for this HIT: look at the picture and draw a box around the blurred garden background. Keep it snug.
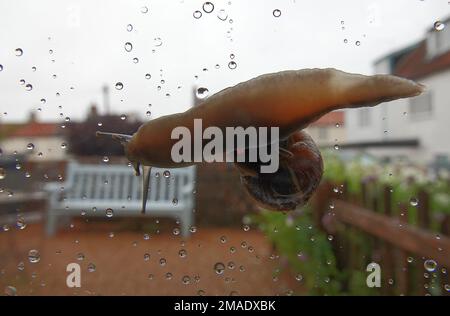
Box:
[1,1,450,296]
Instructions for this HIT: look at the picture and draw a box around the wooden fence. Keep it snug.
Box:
[311,181,450,296]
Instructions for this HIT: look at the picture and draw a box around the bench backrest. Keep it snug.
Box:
[62,162,195,208]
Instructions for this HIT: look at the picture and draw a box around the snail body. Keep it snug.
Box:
[97,68,424,212]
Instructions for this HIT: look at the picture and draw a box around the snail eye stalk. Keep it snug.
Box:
[141,165,152,214]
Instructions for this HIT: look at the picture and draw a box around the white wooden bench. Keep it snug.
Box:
[45,161,196,237]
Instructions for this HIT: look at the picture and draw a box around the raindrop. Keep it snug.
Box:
[115,82,123,90]
[25,84,33,91]
[141,6,148,14]
[28,249,40,263]
[273,9,281,17]
[124,42,133,52]
[76,252,85,261]
[146,111,151,117]
[32,66,36,71]
[172,198,178,206]
[228,61,237,69]
[217,9,228,21]
[4,286,17,296]
[203,2,214,13]
[214,262,225,275]
[179,249,187,258]
[410,197,419,207]
[424,259,437,272]
[120,114,127,120]
[196,87,209,99]
[106,208,114,218]
[295,274,303,282]
[0,168,5,180]
[145,73,151,79]
[193,10,202,19]
[27,143,35,150]
[173,227,180,235]
[182,275,191,284]
[0,64,3,71]
[220,235,227,243]
[154,37,163,47]
[61,142,67,149]
[16,216,26,230]
[15,48,23,56]
[19,79,25,85]
[355,41,361,46]
[87,263,96,272]
[159,258,167,266]
[17,261,25,271]
[126,24,133,32]
[163,170,171,178]
[334,144,339,150]
[133,57,139,63]
[144,253,150,261]
[434,21,445,31]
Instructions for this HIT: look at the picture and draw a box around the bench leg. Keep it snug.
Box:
[46,210,58,237]
[180,209,193,239]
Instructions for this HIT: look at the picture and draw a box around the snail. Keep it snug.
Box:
[97,68,424,213]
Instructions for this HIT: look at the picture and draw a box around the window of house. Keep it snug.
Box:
[409,92,433,119]
[358,108,371,127]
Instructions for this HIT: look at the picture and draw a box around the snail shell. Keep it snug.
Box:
[236,131,323,211]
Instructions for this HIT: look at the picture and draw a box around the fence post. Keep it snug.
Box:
[416,189,430,295]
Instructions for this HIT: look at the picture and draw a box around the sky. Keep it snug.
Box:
[0,0,449,123]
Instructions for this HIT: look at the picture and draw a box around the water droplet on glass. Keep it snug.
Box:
[228,61,237,69]
[19,79,25,85]
[0,64,3,71]
[159,258,167,266]
[163,170,171,178]
[87,263,96,272]
[214,262,225,275]
[179,249,187,258]
[141,6,148,14]
[28,249,40,263]
[334,144,339,150]
[61,142,67,149]
[133,57,139,63]
[120,114,127,120]
[106,208,114,218]
[273,9,281,17]
[145,73,151,79]
[217,9,228,21]
[182,275,191,284]
[203,2,214,13]
[154,37,163,47]
[25,84,33,91]
[15,48,23,56]
[102,156,109,163]
[124,42,133,52]
[27,143,35,150]
[126,24,133,32]
[17,261,25,271]
[424,259,437,272]
[16,216,26,230]
[196,87,209,99]
[355,41,361,46]
[434,21,445,31]
[173,227,180,235]
[220,235,227,243]
[193,10,202,19]
[0,168,5,180]
[4,286,17,296]
[410,197,419,207]
[144,253,150,261]
[115,82,123,90]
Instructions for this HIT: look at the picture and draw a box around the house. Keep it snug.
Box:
[0,112,67,161]
[345,17,450,166]
[305,111,346,147]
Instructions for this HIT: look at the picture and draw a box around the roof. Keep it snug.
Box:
[311,111,344,127]
[393,40,450,80]
[10,122,61,137]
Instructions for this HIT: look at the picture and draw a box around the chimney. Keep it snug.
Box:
[103,85,110,114]
[87,103,99,120]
